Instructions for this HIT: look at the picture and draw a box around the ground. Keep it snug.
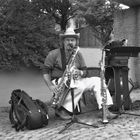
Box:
[1,89,140,140]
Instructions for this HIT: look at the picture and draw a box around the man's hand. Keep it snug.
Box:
[49,85,59,94]
[72,68,83,80]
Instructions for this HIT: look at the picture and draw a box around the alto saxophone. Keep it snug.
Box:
[100,50,109,124]
[51,46,79,108]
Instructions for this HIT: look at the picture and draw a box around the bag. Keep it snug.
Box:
[9,89,49,131]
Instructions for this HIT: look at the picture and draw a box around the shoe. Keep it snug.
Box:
[106,109,118,120]
[108,105,119,112]
[97,109,118,120]
[55,109,72,120]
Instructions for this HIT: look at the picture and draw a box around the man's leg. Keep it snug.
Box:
[84,77,118,119]
[57,77,117,119]
[62,82,85,112]
[76,77,118,119]
[62,76,113,112]
[53,78,85,119]
[88,77,113,109]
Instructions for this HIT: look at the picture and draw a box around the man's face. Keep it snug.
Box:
[63,37,77,51]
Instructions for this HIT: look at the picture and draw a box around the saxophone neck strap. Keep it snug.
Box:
[60,47,66,71]
[60,47,75,71]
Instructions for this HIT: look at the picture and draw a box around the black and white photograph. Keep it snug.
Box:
[1,0,140,139]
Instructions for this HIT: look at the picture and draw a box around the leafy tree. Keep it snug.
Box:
[0,0,80,71]
[0,0,59,71]
[75,0,120,45]
[31,0,77,31]
[0,0,120,71]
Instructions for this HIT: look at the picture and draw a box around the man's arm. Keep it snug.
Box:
[43,73,58,94]
[43,73,53,89]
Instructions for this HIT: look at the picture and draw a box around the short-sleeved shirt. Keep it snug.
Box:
[43,48,87,80]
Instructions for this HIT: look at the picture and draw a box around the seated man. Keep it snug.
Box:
[43,27,118,120]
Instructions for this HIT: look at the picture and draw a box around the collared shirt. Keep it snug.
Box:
[43,48,87,80]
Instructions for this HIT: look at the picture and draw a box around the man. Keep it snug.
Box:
[43,27,118,120]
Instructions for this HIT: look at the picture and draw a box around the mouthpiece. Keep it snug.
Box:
[69,44,73,48]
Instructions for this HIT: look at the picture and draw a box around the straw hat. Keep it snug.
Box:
[60,27,80,39]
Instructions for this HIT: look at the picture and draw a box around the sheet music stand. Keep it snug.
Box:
[58,88,98,134]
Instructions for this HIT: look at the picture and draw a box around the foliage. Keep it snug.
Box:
[0,0,121,71]
[31,0,77,31]
[0,0,59,71]
[75,0,120,45]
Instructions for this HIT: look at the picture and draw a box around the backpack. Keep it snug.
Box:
[9,89,49,131]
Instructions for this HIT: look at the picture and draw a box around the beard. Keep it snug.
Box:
[66,44,74,52]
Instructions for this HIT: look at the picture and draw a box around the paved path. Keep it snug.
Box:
[1,89,140,140]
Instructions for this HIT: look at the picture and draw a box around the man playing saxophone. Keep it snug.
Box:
[43,27,118,120]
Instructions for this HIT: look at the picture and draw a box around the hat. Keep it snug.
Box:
[60,27,80,39]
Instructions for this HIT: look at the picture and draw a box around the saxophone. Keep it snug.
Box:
[51,46,79,108]
[100,50,109,124]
